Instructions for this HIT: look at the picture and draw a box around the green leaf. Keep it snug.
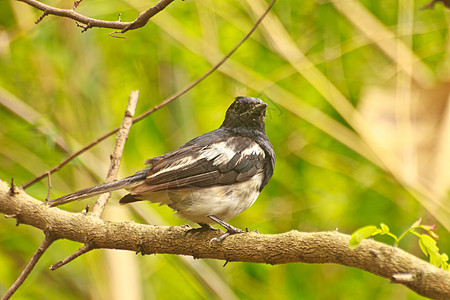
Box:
[429,251,442,267]
[441,257,449,271]
[418,234,443,267]
[349,226,381,249]
[418,237,428,256]
[420,234,438,251]
[380,223,390,234]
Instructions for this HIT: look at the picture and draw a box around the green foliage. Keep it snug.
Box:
[350,218,449,270]
[1,0,449,299]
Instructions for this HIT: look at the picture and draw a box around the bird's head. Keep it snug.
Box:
[221,97,267,132]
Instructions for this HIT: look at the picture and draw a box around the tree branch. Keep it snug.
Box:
[1,179,449,299]
[16,0,175,34]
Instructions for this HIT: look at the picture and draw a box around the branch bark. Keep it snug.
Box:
[1,180,449,299]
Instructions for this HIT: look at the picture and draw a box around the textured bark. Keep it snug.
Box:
[1,180,449,299]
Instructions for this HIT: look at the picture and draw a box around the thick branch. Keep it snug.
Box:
[0,180,449,299]
[16,0,174,33]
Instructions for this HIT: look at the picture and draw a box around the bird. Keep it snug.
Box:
[46,96,275,241]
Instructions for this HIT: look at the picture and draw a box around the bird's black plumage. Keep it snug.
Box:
[47,96,275,240]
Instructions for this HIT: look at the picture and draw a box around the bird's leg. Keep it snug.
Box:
[208,215,246,242]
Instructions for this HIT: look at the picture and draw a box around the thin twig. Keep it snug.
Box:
[45,171,52,201]
[17,0,174,33]
[112,0,174,35]
[50,243,93,270]
[72,0,83,10]
[35,11,48,24]
[1,235,54,300]
[22,0,276,189]
[9,178,17,195]
[89,90,139,218]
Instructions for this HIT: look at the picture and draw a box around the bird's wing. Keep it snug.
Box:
[129,136,266,194]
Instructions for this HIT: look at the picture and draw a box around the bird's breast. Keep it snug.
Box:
[143,173,264,224]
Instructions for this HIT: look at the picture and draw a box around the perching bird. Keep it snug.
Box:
[46,96,275,241]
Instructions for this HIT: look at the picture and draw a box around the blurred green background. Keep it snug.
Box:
[1,0,449,299]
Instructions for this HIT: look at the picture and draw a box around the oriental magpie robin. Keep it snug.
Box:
[47,96,275,241]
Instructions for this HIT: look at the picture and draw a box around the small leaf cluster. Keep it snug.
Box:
[349,218,448,270]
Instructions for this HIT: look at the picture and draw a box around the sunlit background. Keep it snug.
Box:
[1,0,449,299]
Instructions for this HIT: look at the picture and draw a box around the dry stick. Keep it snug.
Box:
[1,235,54,300]
[50,244,92,270]
[49,91,139,270]
[90,90,139,217]
[22,0,277,190]
[73,0,84,10]
[17,0,174,33]
[45,171,52,201]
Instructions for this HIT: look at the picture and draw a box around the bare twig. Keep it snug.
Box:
[22,0,276,189]
[112,0,175,35]
[1,181,449,299]
[16,0,174,34]
[35,11,48,24]
[90,90,139,218]
[9,178,18,195]
[50,243,93,270]
[1,235,54,300]
[72,0,83,10]
[45,171,52,201]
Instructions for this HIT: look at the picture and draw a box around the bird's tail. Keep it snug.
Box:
[46,171,146,207]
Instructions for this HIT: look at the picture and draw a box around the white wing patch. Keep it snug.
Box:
[147,137,265,178]
[240,142,265,158]
[198,142,236,166]
[146,155,196,179]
